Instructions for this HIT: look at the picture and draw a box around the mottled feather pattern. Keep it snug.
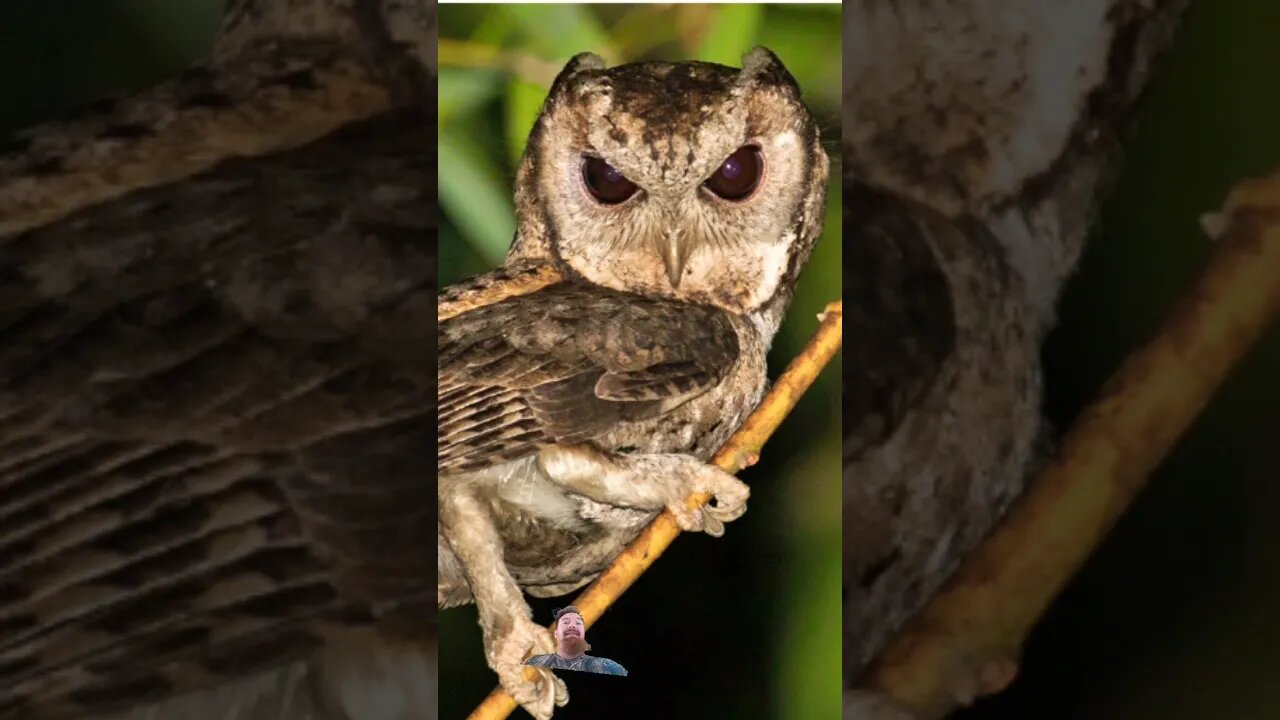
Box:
[840,1,1189,686]
[438,282,739,473]
[0,108,433,718]
[436,47,826,719]
[841,181,955,463]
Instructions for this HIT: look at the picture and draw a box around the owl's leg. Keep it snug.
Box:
[438,487,568,719]
[537,444,750,536]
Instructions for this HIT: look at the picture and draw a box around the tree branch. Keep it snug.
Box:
[858,166,1280,718]
[437,39,565,88]
[0,53,389,240]
[0,0,437,241]
[467,300,846,720]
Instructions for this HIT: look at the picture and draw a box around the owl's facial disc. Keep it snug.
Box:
[512,49,828,316]
[574,140,770,290]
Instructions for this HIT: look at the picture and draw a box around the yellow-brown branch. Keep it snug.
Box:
[467,300,845,720]
[437,39,573,88]
[861,168,1280,718]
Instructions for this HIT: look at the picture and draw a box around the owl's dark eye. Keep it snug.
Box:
[582,156,638,205]
[704,145,764,201]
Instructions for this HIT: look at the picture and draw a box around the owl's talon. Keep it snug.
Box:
[488,617,564,719]
[706,495,748,524]
[668,503,706,533]
[702,511,726,537]
[669,466,749,536]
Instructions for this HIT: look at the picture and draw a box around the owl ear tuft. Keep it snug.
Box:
[549,53,607,95]
[740,46,799,91]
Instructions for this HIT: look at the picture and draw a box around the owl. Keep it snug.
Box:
[0,3,438,720]
[839,1,1187,716]
[438,47,829,718]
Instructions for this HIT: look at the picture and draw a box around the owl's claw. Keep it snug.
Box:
[488,617,567,719]
[668,465,749,537]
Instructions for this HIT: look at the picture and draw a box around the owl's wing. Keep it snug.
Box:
[0,108,433,719]
[841,183,955,463]
[438,283,740,472]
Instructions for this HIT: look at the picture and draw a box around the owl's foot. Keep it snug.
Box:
[664,462,748,537]
[488,616,568,720]
[439,487,569,717]
[538,445,750,537]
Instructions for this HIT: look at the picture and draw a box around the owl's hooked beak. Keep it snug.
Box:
[656,230,693,288]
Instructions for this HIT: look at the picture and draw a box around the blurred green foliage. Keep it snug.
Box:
[437,5,842,720]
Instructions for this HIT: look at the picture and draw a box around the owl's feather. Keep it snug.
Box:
[0,105,433,718]
[438,283,739,472]
[437,47,827,720]
[841,182,955,464]
[841,0,1190,697]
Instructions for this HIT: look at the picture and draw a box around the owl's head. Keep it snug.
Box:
[509,48,828,317]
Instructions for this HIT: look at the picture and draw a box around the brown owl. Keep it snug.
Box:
[437,48,829,719]
[840,1,1187,716]
[0,2,437,719]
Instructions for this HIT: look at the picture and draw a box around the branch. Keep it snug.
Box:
[859,166,1280,718]
[437,39,564,88]
[0,54,389,240]
[0,0,438,242]
[467,300,846,720]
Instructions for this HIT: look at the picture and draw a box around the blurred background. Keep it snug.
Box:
[957,2,1280,719]
[437,5,843,720]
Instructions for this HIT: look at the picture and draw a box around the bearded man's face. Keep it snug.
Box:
[555,612,589,655]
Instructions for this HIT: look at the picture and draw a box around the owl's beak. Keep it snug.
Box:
[657,231,692,289]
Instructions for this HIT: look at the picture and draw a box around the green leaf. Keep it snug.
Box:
[437,125,516,266]
[505,78,547,167]
[438,220,491,287]
[499,5,616,63]
[469,5,516,45]
[696,5,763,65]
[775,430,842,720]
[438,68,502,127]
[756,8,842,113]
[611,5,681,59]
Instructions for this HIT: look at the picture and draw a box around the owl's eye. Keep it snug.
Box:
[704,145,764,201]
[582,156,638,205]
